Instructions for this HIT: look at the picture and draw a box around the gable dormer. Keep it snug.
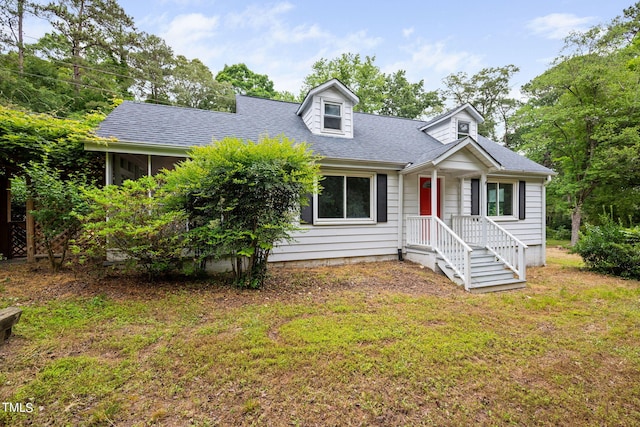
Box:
[296,79,359,139]
[419,103,484,144]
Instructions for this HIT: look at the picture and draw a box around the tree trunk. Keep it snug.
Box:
[72,0,86,96]
[17,0,24,74]
[571,205,582,246]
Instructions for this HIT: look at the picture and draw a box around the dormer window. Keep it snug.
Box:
[457,120,470,139]
[323,102,342,131]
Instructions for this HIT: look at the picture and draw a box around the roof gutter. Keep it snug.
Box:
[85,140,190,157]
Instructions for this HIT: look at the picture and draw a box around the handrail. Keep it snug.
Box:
[406,216,473,290]
[452,215,527,281]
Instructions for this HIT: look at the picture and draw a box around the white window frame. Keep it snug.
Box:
[314,171,376,225]
[457,119,470,139]
[321,98,344,134]
[486,179,517,220]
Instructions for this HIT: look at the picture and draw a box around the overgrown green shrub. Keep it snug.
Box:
[163,135,320,288]
[574,216,640,279]
[546,226,572,241]
[81,176,189,279]
[24,163,91,271]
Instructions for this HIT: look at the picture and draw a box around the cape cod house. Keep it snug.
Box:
[88,79,554,292]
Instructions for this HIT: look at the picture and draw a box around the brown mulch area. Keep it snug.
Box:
[0,258,460,308]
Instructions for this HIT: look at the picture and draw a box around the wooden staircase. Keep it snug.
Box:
[437,247,526,293]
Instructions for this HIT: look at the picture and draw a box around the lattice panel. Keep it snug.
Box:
[9,222,27,258]
[34,223,78,256]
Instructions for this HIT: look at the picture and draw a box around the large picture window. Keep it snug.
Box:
[487,182,514,217]
[317,174,372,221]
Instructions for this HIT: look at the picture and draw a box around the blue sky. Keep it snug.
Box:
[25,1,637,97]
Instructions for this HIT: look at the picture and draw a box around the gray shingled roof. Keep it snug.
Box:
[96,96,553,175]
[476,135,553,174]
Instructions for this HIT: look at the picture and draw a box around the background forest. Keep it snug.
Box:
[1,0,640,245]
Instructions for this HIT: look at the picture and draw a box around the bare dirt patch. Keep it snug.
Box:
[0,258,459,308]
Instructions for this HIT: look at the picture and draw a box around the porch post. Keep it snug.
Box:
[147,155,152,177]
[0,176,9,259]
[480,172,487,246]
[25,176,35,262]
[431,169,438,245]
[105,153,113,186]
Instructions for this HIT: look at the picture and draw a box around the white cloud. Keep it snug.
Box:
[151,2,383,94]
[388,39,484,85]
[402,27,414,38]
[330,30,382,56]
[160,13,220,60]
[527,13,595,40]
[160,0,204,5]
[271,23,331,44]
[225,2,294,30]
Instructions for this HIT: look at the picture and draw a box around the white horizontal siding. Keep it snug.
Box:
[400,172,460,247]
[425,121,451,143]
[485,180,545,246]
[438,150,481,171]
[302,104,319,134]
[271,171,399,262]
[455,178,546,247]
[443,179,459,225]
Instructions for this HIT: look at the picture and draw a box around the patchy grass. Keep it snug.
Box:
[1,248,639,426]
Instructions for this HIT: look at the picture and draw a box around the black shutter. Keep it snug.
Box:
[300,193,314,225]
[519,181,526,220]
[471,178,480,216]
[376,174,387,223]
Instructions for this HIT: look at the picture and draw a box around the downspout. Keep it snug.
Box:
[397,173,404,261]
[542,175,552,265]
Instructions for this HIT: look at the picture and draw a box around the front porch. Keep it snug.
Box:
[404,215,527,292]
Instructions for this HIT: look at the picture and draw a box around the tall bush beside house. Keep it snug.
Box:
[81,176,189,279]
[164,135,320,288]
[23,163,90,271]
[574,215,640,280]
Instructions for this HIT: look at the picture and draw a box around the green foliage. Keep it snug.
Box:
[442,65,520,142]
[81,175,189,278]
[215,63,277,99]
[37,0,138,111]
[24,162,90,271]
[302,53,443,119]
[574,215,640,279]
[171,55,235,111]
[164,135,320,288]
[0,105,106,178]
[514,6,640,244]
[129,32,174,105]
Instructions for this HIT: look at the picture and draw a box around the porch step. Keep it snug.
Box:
[437,247,524,292]
[468,279,526,293]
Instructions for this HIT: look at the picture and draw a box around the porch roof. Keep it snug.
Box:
[401,137,501,174]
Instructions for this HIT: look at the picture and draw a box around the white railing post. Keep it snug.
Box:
[518,243,526,281]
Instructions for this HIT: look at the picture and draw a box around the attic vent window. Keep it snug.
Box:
[323,102,342,130]
[458,121,470,139]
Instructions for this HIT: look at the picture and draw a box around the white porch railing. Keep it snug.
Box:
[452,215,528,281]
[406,216,473,290]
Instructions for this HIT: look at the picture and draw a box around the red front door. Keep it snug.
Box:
[419,177,442,217]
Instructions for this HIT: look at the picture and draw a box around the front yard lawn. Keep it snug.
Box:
[1,248,639,426]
